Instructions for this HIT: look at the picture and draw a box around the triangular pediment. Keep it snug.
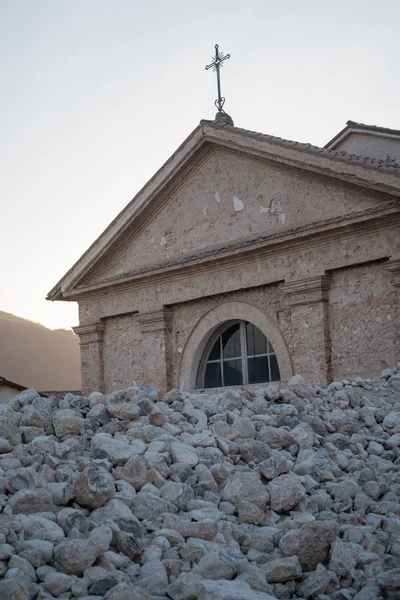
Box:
[48,121,400,300]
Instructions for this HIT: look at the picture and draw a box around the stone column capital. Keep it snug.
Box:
[282,275,331,307]
[72,322,105,394]
[137,309,173,334]
[72,322,105,344]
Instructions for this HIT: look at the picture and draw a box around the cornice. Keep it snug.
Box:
[65,146,400,295]
[282,275,331,307]
[48,123,400,303]
[137,309,173,333]
[72,322,105,344]
[62,205,400,301]
[202,123,400,186]
[84,145,216,285]
[47,125,207,301]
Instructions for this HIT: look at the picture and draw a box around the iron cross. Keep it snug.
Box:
[205,44,231,113]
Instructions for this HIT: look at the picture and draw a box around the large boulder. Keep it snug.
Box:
[222,472,269,510]
[91,433,135,465]
[280,521,339,569]
[75,464,116,508]
[0,580,29,600]
[107,402,140,421]
[198,579,277,599]
[53,539,98,575]
[267,472,306,512]
[264,556,302,583]
[8,489,55,515]
[52,409,84,438]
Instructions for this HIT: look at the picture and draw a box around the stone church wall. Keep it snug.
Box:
[102,314,143,392]
[328,261,399,380]
[277,299,330,385]
[167,261,399,391]
[76,258,400,395]
[168,284,283,390]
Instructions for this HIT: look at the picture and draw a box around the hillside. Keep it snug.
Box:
[0,311,81,390]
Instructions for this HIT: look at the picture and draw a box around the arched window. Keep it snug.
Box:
[196,320,280,389]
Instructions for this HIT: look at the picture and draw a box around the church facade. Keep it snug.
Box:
[48,120,400,395]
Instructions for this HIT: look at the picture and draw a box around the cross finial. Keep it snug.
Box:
[205,44,234,126]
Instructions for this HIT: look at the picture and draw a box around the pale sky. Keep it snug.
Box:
[1,0,399,330]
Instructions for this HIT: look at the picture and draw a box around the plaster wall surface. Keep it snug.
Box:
[279,301,331,384]
[0,385,20,404]
[102,314,143,392]
[102,313,168,393]
[97,286,284,393]
[79,256,399,394]
[328,262,399,379]
[77,219,400,328]
[91,150,385,283]
[335,133,400,162]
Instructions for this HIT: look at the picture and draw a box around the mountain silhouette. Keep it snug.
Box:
[0,311,81,390]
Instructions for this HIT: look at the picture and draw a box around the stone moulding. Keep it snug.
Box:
[60,206,400,301]
[137,309,173,334]
[72,323,105,345]
[385,258,400,287]
[282,275,331,307]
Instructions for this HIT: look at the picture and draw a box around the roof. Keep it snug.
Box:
[0,376,27,391]
[39,390,83,399]
[48,119,400,302]
[0,378,82,399]
[325,120,400,151]
[346,120,400,137]
[221,121,400,173]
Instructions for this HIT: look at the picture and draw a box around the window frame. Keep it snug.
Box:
[196,320,280,388]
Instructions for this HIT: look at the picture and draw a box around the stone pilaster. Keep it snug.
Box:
[282,275,331,385]
[137,309,173,395]
[73,323,105,395]
[385,259,400,360]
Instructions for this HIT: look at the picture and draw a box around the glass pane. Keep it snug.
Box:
[248,356,270,384]
[269,354,280,381]
[222,323,241,359]
[204,362,222,388]
[246,322,268,356]
[223,359,243,386]
[208,337,221,360]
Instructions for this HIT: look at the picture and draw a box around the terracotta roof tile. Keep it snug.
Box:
[39,390,83,399]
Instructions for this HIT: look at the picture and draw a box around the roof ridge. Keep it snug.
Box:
[204,121,400,175]
[346,120,400,137]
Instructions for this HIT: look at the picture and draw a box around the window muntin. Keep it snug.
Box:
[197,320,280,389]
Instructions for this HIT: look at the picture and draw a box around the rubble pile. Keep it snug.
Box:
[1,365,400,600]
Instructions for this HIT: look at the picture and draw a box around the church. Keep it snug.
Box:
[48,50,400,395]
[48,116,400,395]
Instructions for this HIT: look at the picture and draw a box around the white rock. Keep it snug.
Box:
[170,441,199,466]
[91,433,135,465]
[268,473,306,512]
